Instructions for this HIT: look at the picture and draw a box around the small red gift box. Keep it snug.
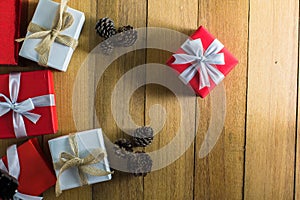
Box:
[1,138,57,196]
[0,70,58,138]
[0,0,21,65]
[166,26,238,98]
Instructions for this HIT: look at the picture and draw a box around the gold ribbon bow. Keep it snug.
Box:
[54,134,112,197]
[16,0,78,66]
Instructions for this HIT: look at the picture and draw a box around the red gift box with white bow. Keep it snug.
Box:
[166,26,238,98]
[0,70,58,138]
[0,138,56,197]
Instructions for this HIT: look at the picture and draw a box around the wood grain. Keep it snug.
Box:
[92,0,147,200]
[296,7,300,199]
[245,0,299,199]
[195,0,249,199]
[144,0,198,200]
[42,0,98,199]
[0,0,299,199]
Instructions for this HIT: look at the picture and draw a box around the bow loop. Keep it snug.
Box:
[0,101,13,117]
[173,38,225,89]
[60,12,74,31]
[204,39,224,57]
[13,99,35,114]
[16,0,78,66]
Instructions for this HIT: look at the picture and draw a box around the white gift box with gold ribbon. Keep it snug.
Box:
[48,129,112,195]
[19,0,85,71]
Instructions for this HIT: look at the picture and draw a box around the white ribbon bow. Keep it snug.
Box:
[173,38,225,90]
[0,73,55,138]
[0,145,43,200]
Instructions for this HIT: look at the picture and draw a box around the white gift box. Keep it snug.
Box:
[19,0,85,71]
[48,129,112,191]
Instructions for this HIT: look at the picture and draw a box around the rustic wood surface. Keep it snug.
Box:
[0,0,299,199]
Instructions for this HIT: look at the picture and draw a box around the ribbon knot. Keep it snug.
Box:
[0,73,55,138]
[54,134,112,197]
[51,29,60,38]
[11,103,17,110]
[172,38,226,90]
[197,55,207,62]
[16,0,78,66]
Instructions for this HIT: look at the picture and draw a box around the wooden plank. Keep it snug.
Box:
[245,0,299,199]
[194,0,249,199]
[92,0,147,200]
[144,1,198,200]
[42,0,97,199]
[294,3,300,199]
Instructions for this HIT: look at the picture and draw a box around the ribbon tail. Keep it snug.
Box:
[35,35,54,66]
[7,145,20,179]
[0,159,8,173]
[56,35,78,49]
[38,52,50,67]
[15,21,50,43]
[205,64,225,86]
[31,94,56,107]
[22,112,41,124]
[178,63,198,85]
[13,112,28,138]
[172,54,198,65]
[14,192,43,200]
[55,158,78,197]
[198,63,211,90]
[78,169,89,186]
[81,165,112,177]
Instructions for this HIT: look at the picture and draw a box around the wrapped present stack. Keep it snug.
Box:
[0,0,238,198]
[0,0,115,198]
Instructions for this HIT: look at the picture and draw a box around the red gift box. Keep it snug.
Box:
[0,0,21,65]
[0,70,58,138]
[1,138,56,196]
[166,26,238,98]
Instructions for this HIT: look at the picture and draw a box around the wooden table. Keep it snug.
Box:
[0,0,299,199]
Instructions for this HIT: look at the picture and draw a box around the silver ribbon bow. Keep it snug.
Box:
[0,145,43,200]
[173,38,225,90]
[0,73,55,138]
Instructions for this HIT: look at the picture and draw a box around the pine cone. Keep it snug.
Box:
[100,39,114,55]
[0,169,18,200]
[128,151,152,177]
[95,17,117,39]
[113,138,133,158]
[133,127,154,147]
[113,25,138,47]
[115,138,133,151]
